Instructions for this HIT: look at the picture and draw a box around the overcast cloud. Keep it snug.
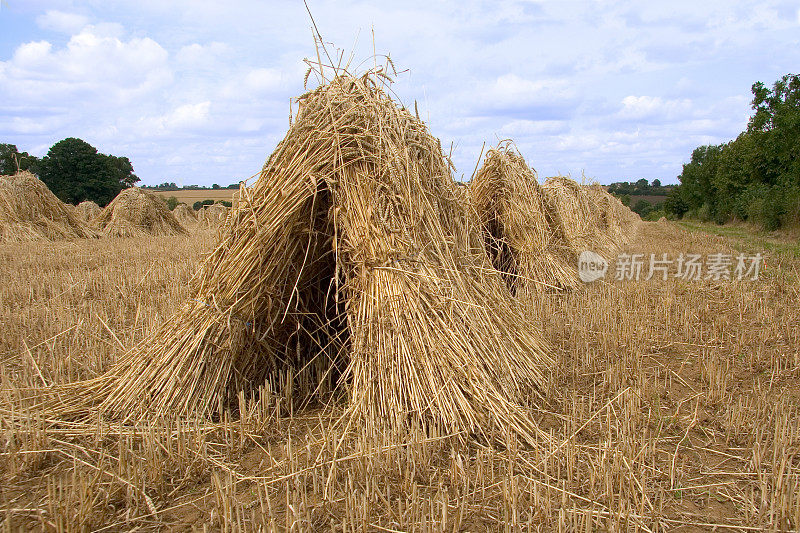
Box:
[1,1,799,185]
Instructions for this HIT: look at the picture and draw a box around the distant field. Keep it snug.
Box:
[145,188,237,204]
[629,194,667,205]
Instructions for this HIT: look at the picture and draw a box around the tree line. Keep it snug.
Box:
[150,182,240,191]
[607,178,670,197]
[663,73,800,230]
[1,138,139,207]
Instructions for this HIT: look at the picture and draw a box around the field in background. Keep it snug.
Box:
[1,222,799,530]
[629,194,668,206]
[145,188,237,205]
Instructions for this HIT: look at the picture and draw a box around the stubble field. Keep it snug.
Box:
[0,221,798,531]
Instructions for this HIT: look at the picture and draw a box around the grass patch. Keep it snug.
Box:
[678,221,800,258]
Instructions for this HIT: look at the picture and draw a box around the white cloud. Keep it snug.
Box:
[163,101,211,130]
[488,74,575,108]
[1,26,171,106]
[11,41,53,66]
[618,96,692,121]
[128,102,212,137]
[243,68,283,94]
[36,10,90,34]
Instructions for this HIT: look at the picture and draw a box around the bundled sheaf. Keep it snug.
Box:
[541,176,616,256]
[585,184,639,250]
[172,203,198,228]
[470,145,580,294]
[95,188,188,237]
[75,200,101,224]
[197,203,229,228]
[56,74,555,445]
[0,171,95,242]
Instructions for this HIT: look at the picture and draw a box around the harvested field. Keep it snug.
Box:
[1,220,797,531]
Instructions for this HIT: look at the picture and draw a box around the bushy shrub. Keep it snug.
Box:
[697,203,713,222]
[192,199,215,211]
[632,199,652,217]
[745,186,785,231]
[165,196,179,210]
[644,208,670,221]
[780,187,800,228]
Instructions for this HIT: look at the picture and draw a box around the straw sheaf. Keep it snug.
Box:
[197,203,229,228]
[541,176,616,257]
[0,171,96,242]
[94,188,188,238]
[75,200,101,224]
[54,74,555,445]
[172,203,198,228]
[585,184,641,248]
[470,145,580,294]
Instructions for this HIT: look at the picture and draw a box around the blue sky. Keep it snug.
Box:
[1,1,798,186]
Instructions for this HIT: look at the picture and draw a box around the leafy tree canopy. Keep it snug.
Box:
[669,73,800,229]
[747,74,800,188]
[0,144,40,175]
[37,138,139,206]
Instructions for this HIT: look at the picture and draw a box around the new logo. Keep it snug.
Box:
[578,251,608,282]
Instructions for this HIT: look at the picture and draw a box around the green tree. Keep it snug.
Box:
[193,199,215,211]
[103,154,139,188]
[632,199,653,217]
[651,179,661,188]
[664,187,688,218]
[712,133,758,221]
[677,144,723,215]
[748,74,800,188]
[37,138,139,206]
[672,73,800,228]
[0,143,40,175]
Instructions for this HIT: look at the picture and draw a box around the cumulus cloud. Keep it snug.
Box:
[2,26,171,106]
